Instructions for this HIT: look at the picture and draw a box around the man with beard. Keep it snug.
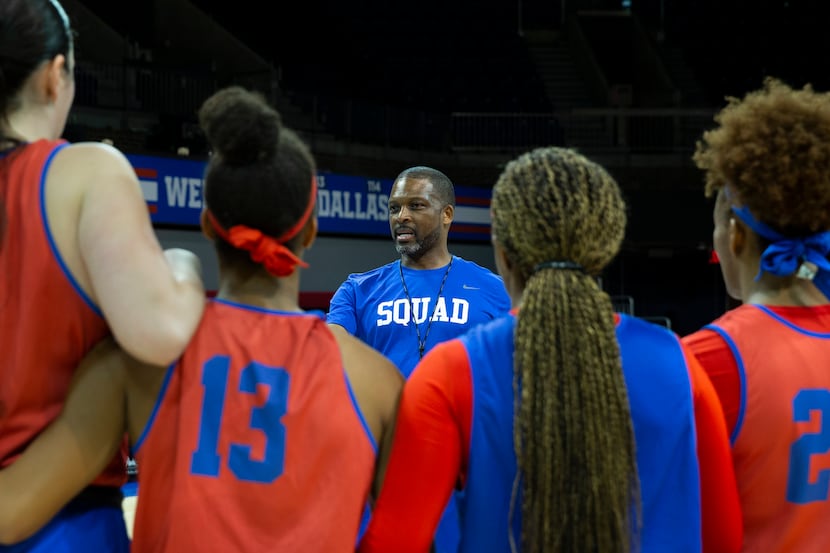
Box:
[327,165,510,553]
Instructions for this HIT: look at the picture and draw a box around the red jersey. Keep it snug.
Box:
[0,140,123,487]
[685,304,830,553]
[132,299,376,553]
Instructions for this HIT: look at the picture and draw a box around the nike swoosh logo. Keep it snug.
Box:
[462,284,480,290]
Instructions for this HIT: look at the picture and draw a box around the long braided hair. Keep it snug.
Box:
[491,146,640,553]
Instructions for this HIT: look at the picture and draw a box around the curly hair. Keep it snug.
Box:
[693,77,830,236]
[491,146,639,553]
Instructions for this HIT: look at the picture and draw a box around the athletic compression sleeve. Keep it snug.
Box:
[682,329,741,435]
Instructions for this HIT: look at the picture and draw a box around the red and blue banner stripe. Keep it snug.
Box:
[127,154,493,242]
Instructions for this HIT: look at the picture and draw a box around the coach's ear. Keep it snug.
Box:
[442,203,454,225]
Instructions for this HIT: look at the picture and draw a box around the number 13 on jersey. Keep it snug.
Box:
[190,356,290,484]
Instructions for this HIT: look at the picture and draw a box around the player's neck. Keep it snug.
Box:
[216,269,303,312]
[3,111,52,145]
[744,279,829,307]
[401,248,452,270]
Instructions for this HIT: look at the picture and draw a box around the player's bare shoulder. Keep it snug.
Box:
[328,324,403,437]
[330,324,402,389]
[52,141,138,189]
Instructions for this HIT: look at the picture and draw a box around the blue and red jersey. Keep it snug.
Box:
[132,299,376,552]
[684,303,830,553]
[0,139,123,487]
[360,312,741,553]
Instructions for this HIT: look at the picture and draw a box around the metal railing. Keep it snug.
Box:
[611,295,635,315]
[449,108,716,156]
[74,60,219,116]
[69,60,717,159]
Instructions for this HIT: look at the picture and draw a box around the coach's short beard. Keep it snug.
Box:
[395,225,441,260]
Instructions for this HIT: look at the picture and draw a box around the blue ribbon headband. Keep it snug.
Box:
[730,205,830,295]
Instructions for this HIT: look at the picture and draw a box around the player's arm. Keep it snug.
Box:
[0,337,127,545]
[58,142,205,367]
[369,363,404,501]
[683,346,743,553]
[122,351,172,450]
[333,329,404,501]
[358,339,473,553]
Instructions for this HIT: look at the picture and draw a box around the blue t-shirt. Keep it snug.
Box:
[327,255,511,378]
[329,255,510,553]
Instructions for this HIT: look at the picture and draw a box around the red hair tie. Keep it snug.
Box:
[224,223,308,277]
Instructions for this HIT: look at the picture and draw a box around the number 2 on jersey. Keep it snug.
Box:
[190,356,290,484]
[787,389,830,504]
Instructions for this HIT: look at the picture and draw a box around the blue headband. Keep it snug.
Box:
[731,205,830,295]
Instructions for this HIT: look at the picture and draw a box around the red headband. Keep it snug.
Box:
[207,176,317,277]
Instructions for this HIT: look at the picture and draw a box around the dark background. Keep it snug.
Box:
[76,0,830,101]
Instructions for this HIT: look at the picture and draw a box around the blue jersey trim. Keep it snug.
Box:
[40,142,102,317]
[342,370,378,453]
[754,304,830,338]
[132,360,177,455]
[703,323,747,444]
[211,297,325,320]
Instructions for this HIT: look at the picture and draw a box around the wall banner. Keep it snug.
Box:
[129,154,492,242]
